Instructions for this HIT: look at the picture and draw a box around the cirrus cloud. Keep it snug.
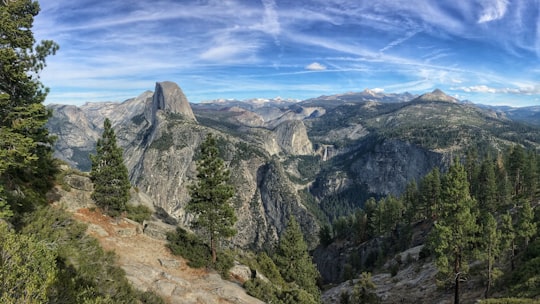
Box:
[455,84,540,94]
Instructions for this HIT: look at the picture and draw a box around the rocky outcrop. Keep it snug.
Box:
[144,81,196,124]
[351,139,443,195]
[274,120,313,155]
[257,160,319,247]
[47,105,100,170]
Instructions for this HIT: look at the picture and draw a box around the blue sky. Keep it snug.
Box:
[34,0,540,106]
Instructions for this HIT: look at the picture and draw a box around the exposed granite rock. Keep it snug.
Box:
[229,263,252,283]
[351,139,443,195]
[143,220,176,240]
[49,173,96,211]
[273,120,313,155]
[145,81,196,123]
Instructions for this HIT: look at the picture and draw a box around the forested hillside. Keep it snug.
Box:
[316,145,540,303]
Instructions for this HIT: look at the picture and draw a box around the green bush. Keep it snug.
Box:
[167,227,211,268]
[21,206,164,303]
[244,278,281,303]
[126,204,152,224]
[166,227,234,278]
[215,249,234,278]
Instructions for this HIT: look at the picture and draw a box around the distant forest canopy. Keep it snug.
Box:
[323,145,539,245]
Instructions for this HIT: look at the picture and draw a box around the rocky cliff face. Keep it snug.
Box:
[351,139,443,195]
[273,120,313,155]
[145,81,196,124]
[48,81,320,250]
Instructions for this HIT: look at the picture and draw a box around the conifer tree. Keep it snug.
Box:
[274,216,320,300]
[187,133,236,264]
[0,0,58,215]
[90,118,131,217]
[403,180,419,223]
[500,212,516,271]
[349,272,380,304]
[522,151,538,201]
[495,156,512,209]
[479,212,501,298]
[508,145,526,197]
[429,158,478,304]
[516,199,536,249]
[476,158,498,213]
[364,197,377,237]
[419,167,441,219]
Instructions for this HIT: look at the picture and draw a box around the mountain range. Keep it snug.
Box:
[47,82,540,252]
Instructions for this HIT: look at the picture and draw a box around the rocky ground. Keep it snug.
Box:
[50,171,263,304]
[73,208,263,304]
[322,245,485,304]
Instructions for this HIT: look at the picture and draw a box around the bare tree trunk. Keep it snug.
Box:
[485,243,492,298]
[455,272,460,304]
[454,252,461,304]
[211,236,217,264]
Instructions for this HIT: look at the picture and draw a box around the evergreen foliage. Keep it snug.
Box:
[90,118,131,217]
[187,133,237,264]
[428,158,479,304]
[125,204,152,224]
[0,0,59,217]
[21,207,164,303]
[274,216,321,300]
[479,212,502,298]
[349,272,381,304]
[516,199,536,249]
[0,222,57,303]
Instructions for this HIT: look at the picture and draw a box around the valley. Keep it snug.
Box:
[46,81,540,303]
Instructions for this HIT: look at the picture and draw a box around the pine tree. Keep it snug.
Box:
[349,272,380,304]
[508,145,526,197]
[429,158,478,304]
[382,195,402,234]
[419,167,441,219]
[479,212,501,298]
[500,212,516,271]
[516,199,536,249]
[90,118,131,217]
[522,151,538,201]
[403,180,419,223]
[0,0,58,215]
[187,133,236,264]
[495,155,512,209]
[364,197,377,237]
[274,216,320,300]
[476,158,498,213]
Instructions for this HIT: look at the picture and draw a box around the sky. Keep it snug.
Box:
[33,0,540,107]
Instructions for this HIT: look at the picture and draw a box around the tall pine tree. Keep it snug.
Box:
[90,118,131,217]
[274,216,320,301]
[429,158,478,304]
[0,0,58,216]
[187,133,236,264]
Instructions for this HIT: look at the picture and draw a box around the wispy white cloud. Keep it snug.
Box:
[379,29,422,54]
[305,62,327,71]
[33,0,540,106]
[478,0,509,23]
[455,84,540,94]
